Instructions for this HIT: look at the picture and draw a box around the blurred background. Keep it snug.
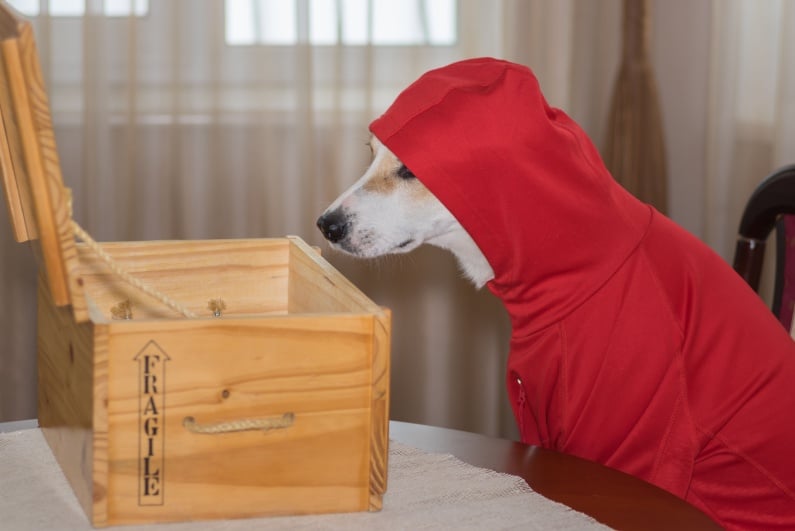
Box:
[0,0,793,439]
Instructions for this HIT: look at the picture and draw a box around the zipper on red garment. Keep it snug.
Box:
[515,376,527,438]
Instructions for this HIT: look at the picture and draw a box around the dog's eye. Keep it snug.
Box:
[397,164,416,180]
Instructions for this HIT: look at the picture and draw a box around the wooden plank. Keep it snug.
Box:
[368,308,391,511]
[0,44,36,242]
[0,6,85,316]
[1,26,69,305]
[101,314,378,525]
[0,9,37,242]
[0,6,34,242]
[92,321,110,526]
[17,22,84,314]
[287,236,385,314]
[36,272,95,520]
[75,238,290,320]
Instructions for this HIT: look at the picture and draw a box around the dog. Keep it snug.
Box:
[317,58,795,529]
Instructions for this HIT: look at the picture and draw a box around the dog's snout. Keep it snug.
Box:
[316,210,350,243]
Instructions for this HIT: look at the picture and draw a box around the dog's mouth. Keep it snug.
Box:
[330,235,418,258]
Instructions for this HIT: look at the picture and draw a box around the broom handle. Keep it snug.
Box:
[622,0,649,65]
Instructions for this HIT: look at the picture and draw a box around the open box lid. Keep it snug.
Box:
[0,4,87,322]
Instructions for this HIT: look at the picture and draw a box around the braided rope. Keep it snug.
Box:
[71,220,198,319]
[182,413,295,434]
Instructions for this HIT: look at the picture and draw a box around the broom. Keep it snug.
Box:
[603,0,668,214]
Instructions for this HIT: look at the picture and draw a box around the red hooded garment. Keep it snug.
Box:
[370,58,795,529]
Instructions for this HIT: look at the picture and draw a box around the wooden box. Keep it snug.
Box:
[0,4,390,527]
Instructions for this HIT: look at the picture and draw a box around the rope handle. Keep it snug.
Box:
[182,413,295,434]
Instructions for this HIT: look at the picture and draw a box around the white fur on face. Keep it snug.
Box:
[318,137,495,288]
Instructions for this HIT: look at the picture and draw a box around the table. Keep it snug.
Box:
[1,419,718,530]
[389,421,720,531]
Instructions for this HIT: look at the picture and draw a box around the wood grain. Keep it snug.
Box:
[19,21,87,318]
[287,236,384,315]
[0,4,85,316]
[102,314,379,524]
[75,238,290,321]
[36,270,96,519]
[3,25,66,302]
[91,317,111,525]
[0,34,36,242]
[368,308,391,511]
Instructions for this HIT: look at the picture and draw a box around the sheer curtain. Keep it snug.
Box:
[1,1,791,440]
[703,0,795,300]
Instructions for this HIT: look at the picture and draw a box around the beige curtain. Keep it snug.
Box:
[2,0,791,441]
[704,1,795,261]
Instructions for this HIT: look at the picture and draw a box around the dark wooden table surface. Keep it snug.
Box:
[390,420,720,531]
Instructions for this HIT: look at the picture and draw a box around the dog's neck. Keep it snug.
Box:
[427,224,494,289]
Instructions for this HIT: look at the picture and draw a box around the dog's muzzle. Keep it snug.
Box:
[316,209,350,243]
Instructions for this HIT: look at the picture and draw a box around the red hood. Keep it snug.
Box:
[370,58,652,335]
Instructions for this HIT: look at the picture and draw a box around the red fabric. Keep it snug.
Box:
[370,58,795,529]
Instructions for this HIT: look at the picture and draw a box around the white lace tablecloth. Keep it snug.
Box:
[0,428,610,530]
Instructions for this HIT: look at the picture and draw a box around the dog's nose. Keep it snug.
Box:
[316,210,350,243]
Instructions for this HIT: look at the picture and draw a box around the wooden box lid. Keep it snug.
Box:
[0,3,87,321]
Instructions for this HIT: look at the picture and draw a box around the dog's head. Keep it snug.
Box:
[316,136,459,258]
[317,136,494,287]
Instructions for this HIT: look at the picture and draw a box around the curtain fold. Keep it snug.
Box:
[1,1,792,443]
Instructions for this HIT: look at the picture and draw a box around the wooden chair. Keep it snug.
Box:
[733,164,795,329]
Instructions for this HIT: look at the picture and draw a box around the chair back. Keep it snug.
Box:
[733,165,795,329]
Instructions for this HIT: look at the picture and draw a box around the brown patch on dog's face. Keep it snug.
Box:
[361,162,401,194]
[361,162,434,201]
[360,138,432,200]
